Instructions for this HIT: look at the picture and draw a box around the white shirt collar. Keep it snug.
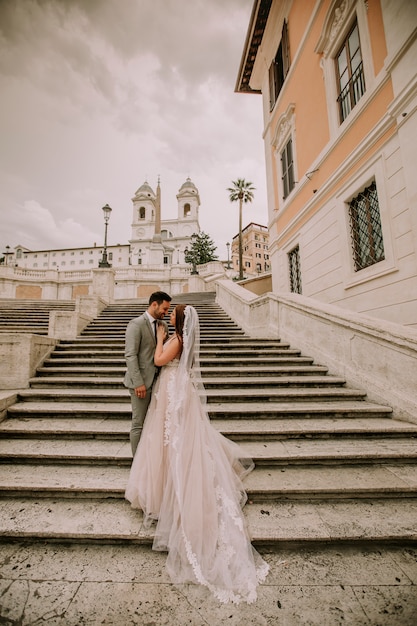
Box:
[145,311,156,325]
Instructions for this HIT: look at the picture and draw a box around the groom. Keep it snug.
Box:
[124,290,171,456]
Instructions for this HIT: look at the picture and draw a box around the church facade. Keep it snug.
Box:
[3,177,201,272]
[129,177,201,267]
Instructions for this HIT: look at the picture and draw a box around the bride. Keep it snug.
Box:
[125,304,269,604]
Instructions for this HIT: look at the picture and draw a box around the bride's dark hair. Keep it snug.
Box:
[174,304,187,345]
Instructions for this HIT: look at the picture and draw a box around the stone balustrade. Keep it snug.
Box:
[216,279,417,424]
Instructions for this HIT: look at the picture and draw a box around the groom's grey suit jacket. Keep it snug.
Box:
[123,313,168,390]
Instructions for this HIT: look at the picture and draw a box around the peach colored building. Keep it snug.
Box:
[231,222,270,276]
[236,0,417,328]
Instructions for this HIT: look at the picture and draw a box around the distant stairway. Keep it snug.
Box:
[1,292,417,546]
[0,299,75,334]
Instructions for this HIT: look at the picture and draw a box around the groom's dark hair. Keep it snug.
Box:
[149,291,171,305]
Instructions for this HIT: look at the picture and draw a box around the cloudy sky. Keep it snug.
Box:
[0,0,267,261]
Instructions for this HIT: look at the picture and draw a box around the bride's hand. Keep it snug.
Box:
[156,323,167,341]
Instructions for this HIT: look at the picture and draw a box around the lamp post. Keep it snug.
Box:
[226,242,231,269]
[5,245,10,266]
[99,204,112,268]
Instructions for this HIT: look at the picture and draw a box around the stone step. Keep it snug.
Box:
[201,365,330,376]
[0,496,416,544]
[49,348,301,358]
[58,338,287,347]
[29,368,332,385]
[41,355,313,367]
[14,386,369,404]
[79,330,247,337]
[2,416,416,439]
[26,376,347,390]
[1,437,416,466]
[208,401,393,419]
[37,359,319,377]
[0,327,48,334]
[6,400,393,420]
[205,388,368,402]
[0,415,417,441]
[1,463,416,499]
[200,375,347,388]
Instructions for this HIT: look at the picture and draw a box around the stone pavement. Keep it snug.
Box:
[1,541,416,625]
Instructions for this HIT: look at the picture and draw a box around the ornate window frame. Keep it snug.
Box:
[272,103,297,207]
[315,0,373,136]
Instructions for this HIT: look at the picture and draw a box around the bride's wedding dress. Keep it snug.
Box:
[125,306,269,604]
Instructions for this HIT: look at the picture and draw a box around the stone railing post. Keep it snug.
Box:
[0,334,57,389]
[92,268,115,302]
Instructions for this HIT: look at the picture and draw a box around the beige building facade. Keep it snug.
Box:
[2,177,201,273]
[231,222,270,276]
[236,0,417,328]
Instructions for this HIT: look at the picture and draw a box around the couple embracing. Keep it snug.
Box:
[123,291,269,605]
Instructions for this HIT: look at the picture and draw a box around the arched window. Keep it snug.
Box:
[139,207,145,219]
[184,203,191,217]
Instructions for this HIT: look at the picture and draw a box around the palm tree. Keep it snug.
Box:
[227,178,255,280]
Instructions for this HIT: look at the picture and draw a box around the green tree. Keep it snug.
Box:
[184,232,218,274]
[227,178,255,280]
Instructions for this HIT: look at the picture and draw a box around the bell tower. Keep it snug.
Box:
[176,177,200,221]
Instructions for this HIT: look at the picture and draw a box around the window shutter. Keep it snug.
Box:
[282,20,290,78]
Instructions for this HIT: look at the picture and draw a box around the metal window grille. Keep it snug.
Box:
[336,22,365,123]
[348,181,385,271]
[281,137,294,199]
[288,245,302,293]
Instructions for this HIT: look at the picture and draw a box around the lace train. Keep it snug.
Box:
[125,359,269,604]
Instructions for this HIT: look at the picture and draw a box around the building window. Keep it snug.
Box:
[348,181,384,271]
[89,260,94,264]
[16,249,22,259]
[184,203,191,217]
[108,252,113,261]
[336,21,365,123]
[163,256,169,265]
[288,245,302,294]
[269,20,290,111]
[139,207,145,219]
[281,137,295,199]
[89,251,93,255]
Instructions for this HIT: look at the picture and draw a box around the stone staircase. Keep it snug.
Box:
[0,299,75,334]
[1,292,417,546]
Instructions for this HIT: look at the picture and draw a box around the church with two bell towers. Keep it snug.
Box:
[129,177,201,267]
[5,177,202,274]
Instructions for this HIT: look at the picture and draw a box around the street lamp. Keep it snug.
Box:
[99,204,112,268]
[226,242,231,269]
[5,245,10,266]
